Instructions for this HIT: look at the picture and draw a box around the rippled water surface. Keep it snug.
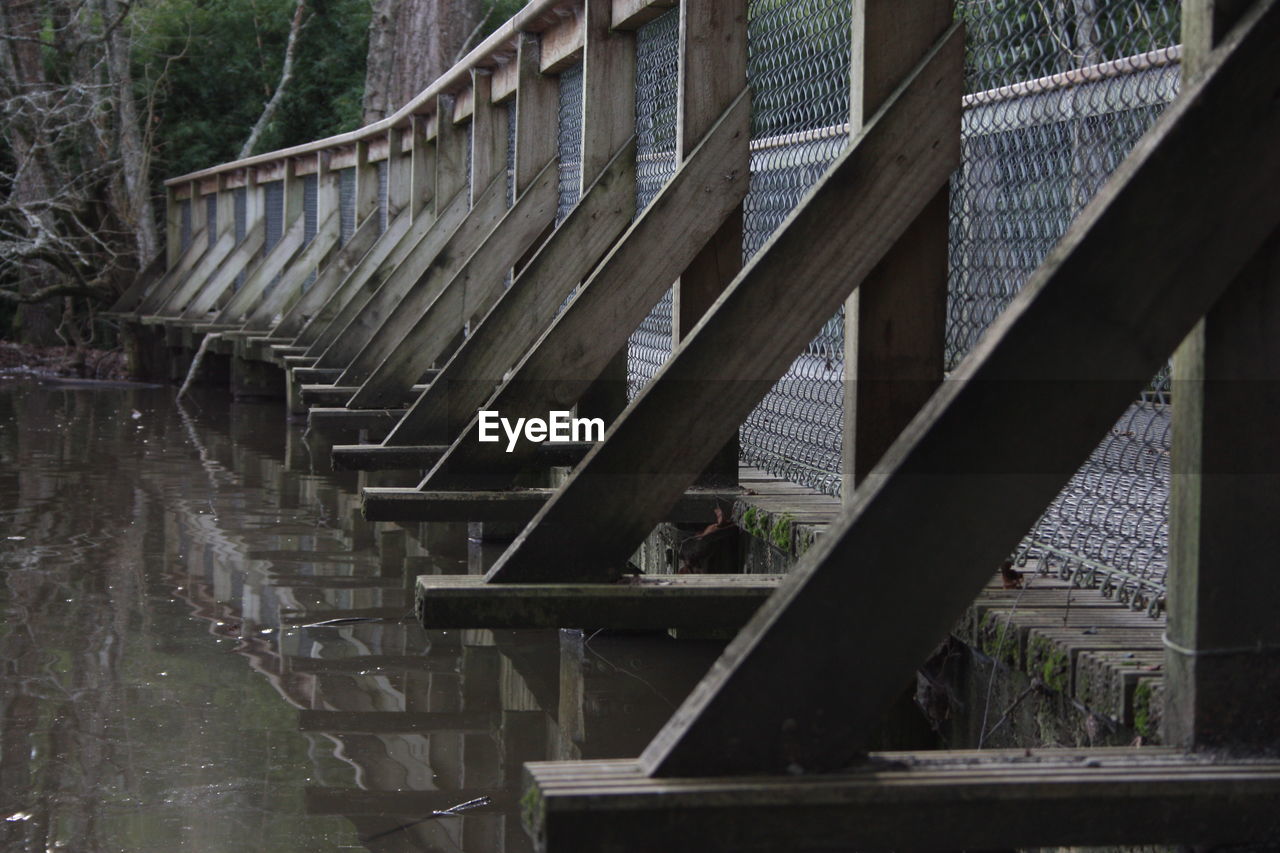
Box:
[0,377,721,852]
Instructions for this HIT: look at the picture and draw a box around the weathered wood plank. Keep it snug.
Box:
[322,172,508,375]
[1165,0,1280,754]
[382,138,636,447]
[524,753,1280,852]
[307,407,407,433]
[258,210,385,339]
[416,573,779,629]
[843,0,951,494]
[420,91,750,488]
[610,0,675,31]
[177,222,268,318]
[153,229,238,316]
[345,157,559,408]
[487,26,963,582]
[363,487,743,524]
[638,2,1280,776]
[206,214,307,323]
[234,208,341,328]
[106,251,170,314]
[333,440,591,471]
[132,228,209,315]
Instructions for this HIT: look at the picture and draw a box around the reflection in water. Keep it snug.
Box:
[0,378,721,852]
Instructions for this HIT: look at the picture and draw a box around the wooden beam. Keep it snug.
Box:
[306,185,473,366]
[177,222,268,318]
[362,486,743,524]
[332,441,591,471]
[416,573,778,629]
[307,407,406,434]
[420,91,750,489]
[525,752,1280,852]
[516,33,560,198]
[236,209,341,328]
[152,229,238,316]
[487,27,963,583]
[1165,0,1280,752]
[131,229,209,315]
[381,138,636,448]
[344,157,559,409]
[208,214,308,323]
[611,0,676,31]
[842,0,951,494]
[636,0,1280,777]
[668,0,748,484]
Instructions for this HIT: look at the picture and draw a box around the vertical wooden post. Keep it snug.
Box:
[410,114,436,222]
[513,32,559,198]
[435,94,469,212]
[165,185,183,268]
[317,150,339,233]
[354,140,380,226]
[1165,0,1280,753]
[283,157,304,230]
[387,128,411,217]
[841,0,951,500]
[187,179,207,245]
[576,0,639,426]
[670,0,748,486]
[469,69,508,205]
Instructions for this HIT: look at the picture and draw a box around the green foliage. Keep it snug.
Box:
[132,0,372,179]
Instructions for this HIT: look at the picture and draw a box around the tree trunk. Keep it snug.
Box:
[362,0,486,124]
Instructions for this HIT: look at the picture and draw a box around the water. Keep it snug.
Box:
[0,377,723,852]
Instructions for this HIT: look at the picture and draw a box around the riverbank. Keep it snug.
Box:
[0,339,128,380]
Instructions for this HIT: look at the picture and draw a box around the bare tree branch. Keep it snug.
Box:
[238,0,311,158]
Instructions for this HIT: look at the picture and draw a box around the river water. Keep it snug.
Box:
[0,376,722,852]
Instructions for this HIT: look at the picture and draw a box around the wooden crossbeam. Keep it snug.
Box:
[292,207,417,350]
[362,487,741,524]
[177,220,267,318]
[134,226,209,314]
[415,574,779,629]
[332,440,591,471]
[305,188,469,363]
[636,0,1280,777]
[298,382,429,407]
[344,158,561,407]
[265,211,386,339]
[330,163,537,386]
[486,25,963,583]
[107,251,173,315]
[221,208,340,326]
[154,229,238,315]
[382,138,637,446]
[308,407,406,433]
[418,91,750,490]
[524,752,1280,852]
[207,213,308,324]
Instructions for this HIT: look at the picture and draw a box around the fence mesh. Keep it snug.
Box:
[620,0,1180,613]
[205,192,218,250]
[626,8,679,398]
[263,180,284,255]
[739,0,852,497]
[301,173,318,292]
[376,159,389,233]
[557,63,584,225]
[233,187,247,291]
[338,167,356,245]
[952,0,1182,614]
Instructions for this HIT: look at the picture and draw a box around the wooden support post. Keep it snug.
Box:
[515,33,560,198]
[387,127,411,216]
[435,94,469,209]
[410,114,436,222]
[668,0,748,486]
[417,93,748,491]
[633,0,1280,777]
[354,139,380,227]
[486,28,962,583]
[469,70,508,206]
[1165,0,1280,753]
[577,0,639,427]
[842,0,950,497]
[165,185,183,268]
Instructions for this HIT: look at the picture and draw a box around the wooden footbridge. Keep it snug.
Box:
[109,0,1280,848]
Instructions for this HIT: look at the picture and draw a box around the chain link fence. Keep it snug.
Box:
[953,0,1181,614]
[620,0,1181,614]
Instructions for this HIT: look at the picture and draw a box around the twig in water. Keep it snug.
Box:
[177,333,218,401]
[361,796,492,842]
